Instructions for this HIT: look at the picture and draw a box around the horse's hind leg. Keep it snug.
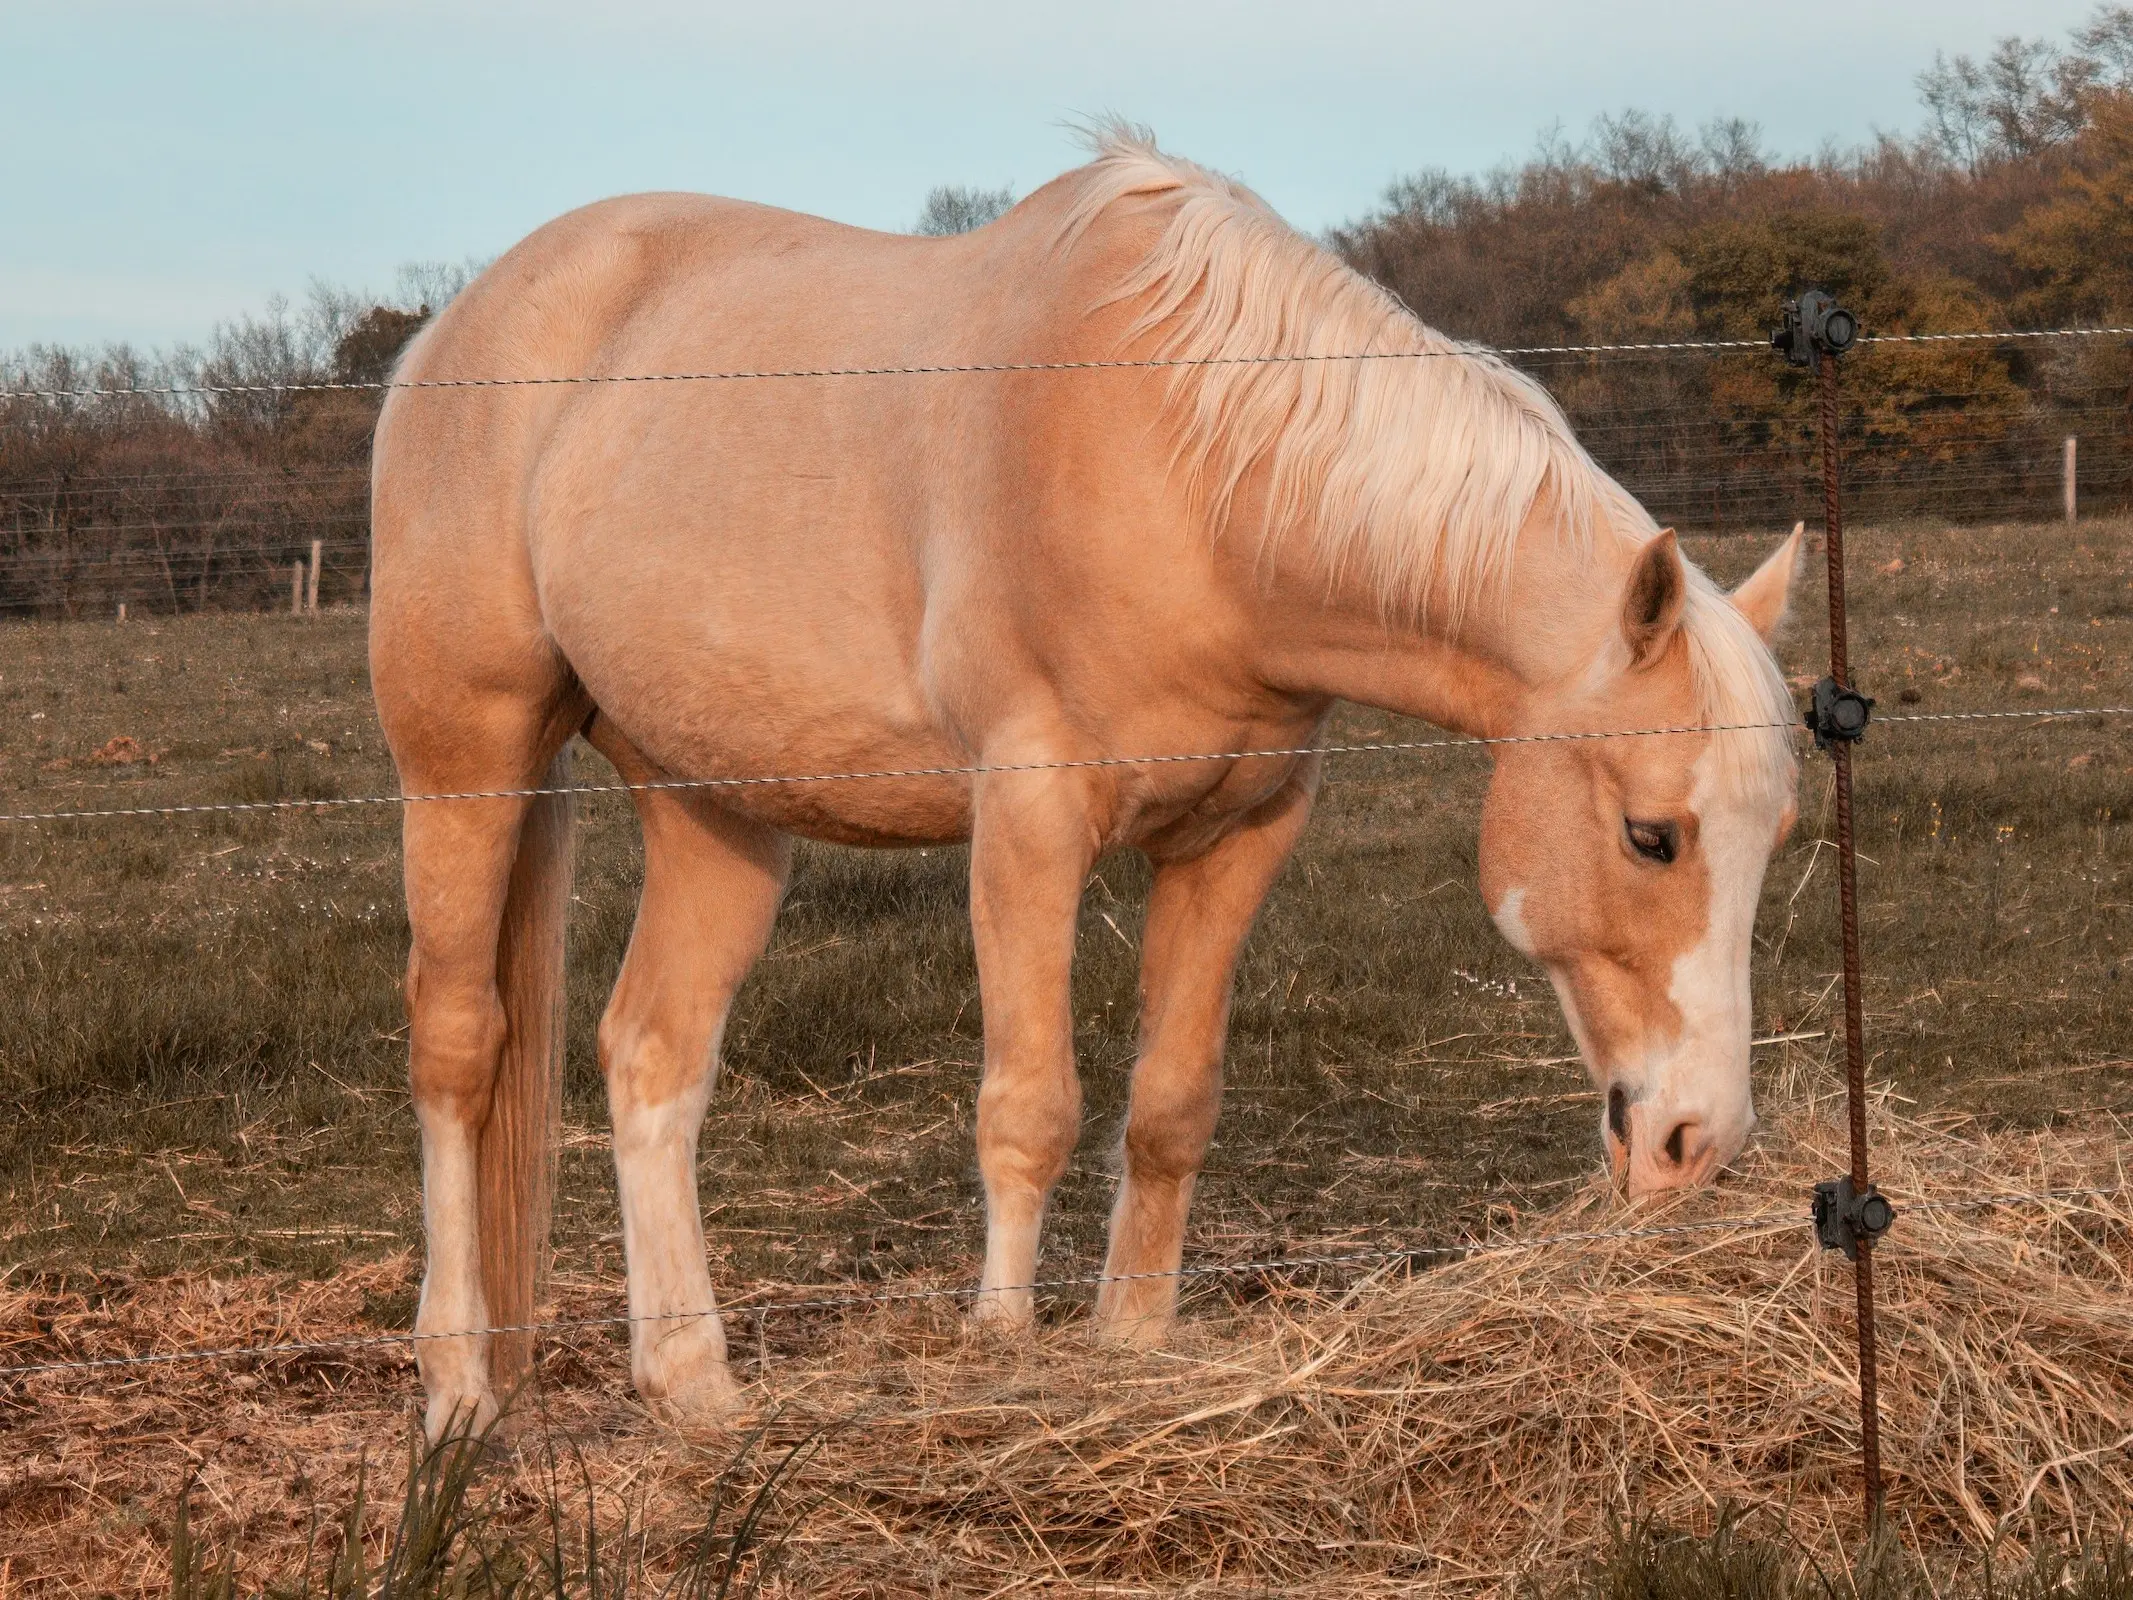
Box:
[593,730,789,1421]
[395,709,578,1441]
[1096,772,1316,1347]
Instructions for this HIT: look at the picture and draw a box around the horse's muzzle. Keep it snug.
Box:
[1605,1085,1750,1196]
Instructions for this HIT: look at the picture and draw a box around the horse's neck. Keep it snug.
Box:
[1244,515,1630,739]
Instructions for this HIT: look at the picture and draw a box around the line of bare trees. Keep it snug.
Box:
[0,270,469,618]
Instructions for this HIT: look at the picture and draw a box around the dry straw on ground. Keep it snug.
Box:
[754,1093,2133,1594]
[6,1091,2130,1595]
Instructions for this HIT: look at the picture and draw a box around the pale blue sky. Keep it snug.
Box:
[0,0,2096,350]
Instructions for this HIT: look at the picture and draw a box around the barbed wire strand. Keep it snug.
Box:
[1904,1181,2133,1218]
[0,1210,1806,1381]
[12,379,2133,474]
[5,705,2129,827]
[8,325,2132,402]
[1877,706,2133,727]
[0,720,1791,824]
[9,1177,2127,1383]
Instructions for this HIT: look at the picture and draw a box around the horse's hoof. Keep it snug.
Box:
[637,1341,743,1429]
[649,1373,744,1429]
[1093,1311,1174,1351]
[649,1392,744,1444]
[423,1386,501,1446]
[966,1291,1033,1336]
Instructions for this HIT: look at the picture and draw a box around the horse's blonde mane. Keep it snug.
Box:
[1054,125,1795,801]
[1679,573,1799,803]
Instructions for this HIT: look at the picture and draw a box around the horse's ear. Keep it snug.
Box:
[1731,522,1804,643]
[1621,529,1687,668]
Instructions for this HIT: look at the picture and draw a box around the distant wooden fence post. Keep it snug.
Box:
[307,538,323,613]
[116,602,126,623]
[2064,436,2077,527]
[291,561,304,616]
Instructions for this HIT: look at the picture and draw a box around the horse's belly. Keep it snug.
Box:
[596,686,976,846]
[546,572,973,845]
[719,773,974,848]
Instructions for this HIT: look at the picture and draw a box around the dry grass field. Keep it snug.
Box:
[1,514,2130,1593]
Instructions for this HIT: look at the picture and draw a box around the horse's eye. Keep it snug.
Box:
[1626,819,1678,864]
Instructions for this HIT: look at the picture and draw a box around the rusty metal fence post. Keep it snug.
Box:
[1777,291,1892,1531]
[1819,343,1884,1526]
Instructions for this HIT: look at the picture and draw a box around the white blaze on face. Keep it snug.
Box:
[1628,745,1766,1190]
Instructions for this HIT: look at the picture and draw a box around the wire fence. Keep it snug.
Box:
[8,323,2130,400]
[5,321,2130,618]
[10,1178,2128,1385]
[2,309,2131,1550]
[6,1170,2128,1392]
[4,706,2126,827]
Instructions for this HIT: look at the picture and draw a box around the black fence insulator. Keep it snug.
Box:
[1806,676,1875,752]
[1774,290,1861,367]
[1813,1176,1897,1261]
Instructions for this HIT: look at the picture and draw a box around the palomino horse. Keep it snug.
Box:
[370,129,1801,1437]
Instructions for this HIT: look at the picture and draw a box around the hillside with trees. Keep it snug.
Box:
[1330,7,2133,528]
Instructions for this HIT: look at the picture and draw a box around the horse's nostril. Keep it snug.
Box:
[1663,1121,1690,1166]
[1607,1085,1629,1145]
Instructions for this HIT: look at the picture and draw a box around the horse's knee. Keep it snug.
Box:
[597,1005,655,1100]
[408,981,507,1121]
[977,1065,1082,1189]
[599,997,720,1133]
[1124,1061,1221,1183]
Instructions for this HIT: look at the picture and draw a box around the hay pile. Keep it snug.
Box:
[760,1094,2133,1594]
[6,1094,2131,1595]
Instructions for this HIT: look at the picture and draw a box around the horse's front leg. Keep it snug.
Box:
[967,770,1104,1328]
[1097,770,1317,1346]
[599,782,789,1422]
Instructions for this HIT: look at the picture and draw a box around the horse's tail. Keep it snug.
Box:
[479,748,574,1394]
